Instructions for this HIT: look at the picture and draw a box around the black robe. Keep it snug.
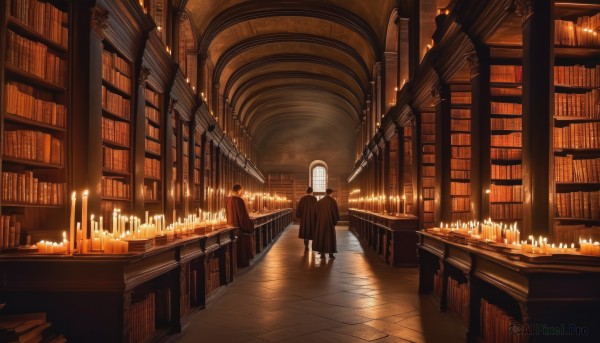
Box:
[225,195,255,267]
[312,195,340,253]
[296,194,317,240]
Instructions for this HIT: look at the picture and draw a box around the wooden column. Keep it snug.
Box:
[411,117,420,217]
[407,0,420,80]
[86,7,107,217]
[470,47,490,222]
[384,140,391,213]
[396,125,404,205]
[435,82,452,222]
[134,66,150,217]
[165,99,176,223]
[522,0,554,237]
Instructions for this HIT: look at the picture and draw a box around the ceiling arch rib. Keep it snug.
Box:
[196,1,382,61]
[223,55,366,108]
[236,83,361,122]
[243,88,359,132]
[213,33,371,85]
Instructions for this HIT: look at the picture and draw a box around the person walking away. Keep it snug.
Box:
[296,187,317,251]
[225,184,255,267]
[313,188,340,259]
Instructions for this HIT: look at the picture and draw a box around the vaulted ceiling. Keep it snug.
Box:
[186,0,397,175]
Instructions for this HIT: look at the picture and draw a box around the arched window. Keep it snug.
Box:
[309,160,328,199]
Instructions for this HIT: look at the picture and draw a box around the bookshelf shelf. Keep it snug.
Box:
[7,17,67,54]
[143,86,162,210]
[554,116,600,122]
[2,156,63,169]
[102,169,131,177]
[145,175,161,182]
[1,203,65,208]
[102,108,130,122]
[101,78,131,97]
[103,140,130,150]
[101,196,131,202]
[3,113,66,132]
[5,64,66,92]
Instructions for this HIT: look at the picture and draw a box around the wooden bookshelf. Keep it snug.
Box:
[488,64,524,226]
[402,125,414,214]
[144,86,162,211]
[449,87,472,222]
[193,130,202,205]
[420,112,436,228]
[1,0,70,245]
[552,7,600,242]
[101,45,132,220]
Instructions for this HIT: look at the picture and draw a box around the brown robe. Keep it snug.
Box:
[296,194,317,240]
[312,195,340,253]
[225,195,255,267]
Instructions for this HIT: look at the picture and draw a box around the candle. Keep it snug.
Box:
[69,191,76,254]
[99,216,103,233]
[81,190,88,253]
[402,195,406,214]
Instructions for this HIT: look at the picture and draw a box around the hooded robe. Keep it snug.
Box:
[296,194,317,240]
[225,195,255,267]
[312,195,340,253]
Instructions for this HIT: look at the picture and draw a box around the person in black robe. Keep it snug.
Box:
[296,187,317,251]
[312,188,340,259]
[225,184,255,268]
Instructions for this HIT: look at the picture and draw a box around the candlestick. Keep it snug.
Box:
[69,191,76,254]
[81,190,88,253]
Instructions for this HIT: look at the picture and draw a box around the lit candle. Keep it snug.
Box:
[402,195,406,214]
[69,191,76,254]
[81,190,88,253]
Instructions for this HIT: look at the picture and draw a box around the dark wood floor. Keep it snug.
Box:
[170,225,465,343]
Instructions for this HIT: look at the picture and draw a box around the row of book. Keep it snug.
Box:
[102,85,131,120]
[423,188,435,199]
[423,177,435,188]
[447,277,470,327]
[554,65,600,87]
[0,215,22,249]
[491,102,521,115]
[490,65,522,83]
[423,199,435,212]
[144,181,160,201]
[555,191,600,219]
[422,154,435,164]
[452,212,472,221]
[205,257,220,296]
[6,31,66,86]
[103,146,129,173]
[451,170,470,180]
[102,117,130,147]
[451,133,471,146]
[146,123,160,140]
[423,166,435,178]
[490,203,523,221]
[451,93,471,105]
[491,118,521,131]
[146,139,160,155]
[451,158,470,171]
[491,164,522,180]
[146,106,160,123]
[490,184,523,203]
[554,224,600,244]
[421,122,435,136]
[491,133,522,148]
[491,147,522,160]
[101,177,129,199]
[480,299,525,343]
[145,157,160,179]
[102,51,131,95]
[491,87,522,97]
[145,88,159,108]
[451,119,470,132]
[451,182,470,196]
[194,169,201,184]
[451,109,470,119]
[451,197,470,211]
[5,83,67,128]
[9,0,68,47]
[2,171,65,205]
[452,146,471,158]
[3,130,62,165]
[423,212,435,224]
[555,90,600,118]
[126,293,155,343]
[553,122,600,149]
[555,17,600,47]
[555,156,600,183]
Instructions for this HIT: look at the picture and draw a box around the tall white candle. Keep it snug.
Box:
[99,216,103,233]
[81,190,88,253]
[69,192,76,254]
[112,211,117,234]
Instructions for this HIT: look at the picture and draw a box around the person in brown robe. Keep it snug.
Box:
[296,187,317,251]
[225,184,255,268]
[312,188,340,259]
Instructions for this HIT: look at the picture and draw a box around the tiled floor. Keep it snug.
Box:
[171,225,466,342]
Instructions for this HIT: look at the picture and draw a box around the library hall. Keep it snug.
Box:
[1,0,600,342]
